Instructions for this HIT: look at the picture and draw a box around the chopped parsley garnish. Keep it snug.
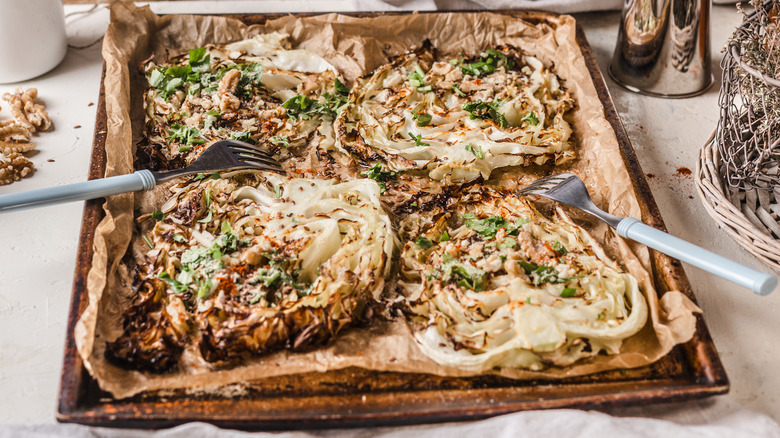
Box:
[452,84,466,97]
[521,111,539,126]
[236,63,263,99]
[360,163,397,193]
[167,223,244,299]
[435,257,487,292]
[465,143,483,159]
[230,130,256,145]
[151,209,164,221]
[518,260,574,286]
[158,272,187,294]
[270,136,289,147]
[462,214,526,238]
[552,240,568,255]
[192,172,220,181]
[416,236,434,249]
[283,85,347,121]
[413,111,432,127]
[250,258,311,296]
[409,132,430,147]
[462,99,508,128]
[497,236,517,249]
[168,124,205,146]
[439,230,450,242]
[334,78,350,96]
[148,47,213,99]
[197,209,213,224]
[408,65,432,92]
[560,287,577,298]
[188,48,211,72]
[282,94,317,122]
[460,48,514,77]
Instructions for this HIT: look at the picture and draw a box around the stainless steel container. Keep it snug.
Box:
[609,0,712,98]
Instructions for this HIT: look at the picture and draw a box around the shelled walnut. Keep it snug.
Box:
[2,88,51,133]
[0,152,34,185]
[0,87,52,186]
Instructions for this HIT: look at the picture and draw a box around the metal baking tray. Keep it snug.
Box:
[57,10,728,430]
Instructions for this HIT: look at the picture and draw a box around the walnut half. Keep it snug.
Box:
[0,152,34,185]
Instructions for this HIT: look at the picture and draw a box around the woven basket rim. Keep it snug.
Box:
[695,133,780,274]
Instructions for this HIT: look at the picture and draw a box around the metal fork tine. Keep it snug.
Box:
[228,142,276,157]
[235,155,285,172]
[518,174,570,194]
[231,150,280,167]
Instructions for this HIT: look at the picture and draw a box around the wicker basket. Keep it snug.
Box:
[696,133,780,274]
[695,1,780,275]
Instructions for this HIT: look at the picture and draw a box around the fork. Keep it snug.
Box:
[0,139,284,213]
[518,173,777,295]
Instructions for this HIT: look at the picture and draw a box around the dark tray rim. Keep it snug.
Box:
[56,9,728,430]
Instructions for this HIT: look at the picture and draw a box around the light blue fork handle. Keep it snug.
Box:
[0,169,157,213]
[617,218,777,295]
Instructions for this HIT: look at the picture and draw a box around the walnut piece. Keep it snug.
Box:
[2,87,52,133]
[0,140,35,155]
[0,152,34,185]
[0,122,32,143]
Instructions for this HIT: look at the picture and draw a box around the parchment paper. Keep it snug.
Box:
[74,2,700,399]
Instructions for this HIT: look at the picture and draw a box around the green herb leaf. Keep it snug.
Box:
[151,209,164,221]
[465,143,484,159]
[518,260,573,286]
[462,99,508,128]
[158,272,187,294]
[142,235,155,249]
[168,124,205,146]
[197,209,213,224]
[188,48,211,72]
[498,236,517,249]
[408,65,428,91]
[413,111,432,127]
[334,78,350,96]
[460,48,514,77]
[236,63,263,99]
[270,136,290,147]
[360,164,397,193]
[230,130,256,145]
[409,132,430,147]
[197,279,214,299]
[204,188,212,207]
[440,261,487,292]
[416,236,434,249]
[282,94,316,122]
[552,240,568,255]
[439,230,450,242]
[521,111,539,126]
[173,233,186,243]
[462,214,510,238]
[560,287,577,297]
[452,84,466,97]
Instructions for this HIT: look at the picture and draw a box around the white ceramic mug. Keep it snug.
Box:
[0,0,67,84]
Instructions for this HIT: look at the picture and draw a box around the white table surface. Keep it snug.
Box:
[0,1,778,433]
